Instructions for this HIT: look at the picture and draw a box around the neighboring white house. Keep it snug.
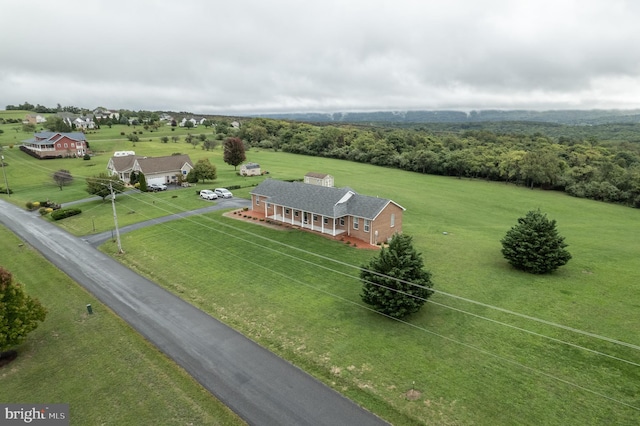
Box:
[304,172,334,187]
[240,162,261,176]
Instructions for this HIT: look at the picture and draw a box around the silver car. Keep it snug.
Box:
[214,188,233,198]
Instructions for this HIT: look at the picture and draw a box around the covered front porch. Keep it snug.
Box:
[266,213,346,237]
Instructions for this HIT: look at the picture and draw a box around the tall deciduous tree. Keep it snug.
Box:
[86,173,125,200]
[0,267,47,351]
[52,169,73,190]
[192,159,217,183]
[223,137,246,170]
[360,234,434,319]
[44,116,72,132]
[501,209,572,274]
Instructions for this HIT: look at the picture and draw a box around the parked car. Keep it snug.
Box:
[199,189,218,200]
[148,183,167,191]
[214,188,233,198]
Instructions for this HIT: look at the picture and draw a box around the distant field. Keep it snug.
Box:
[0,228,244,425]
[1,129,639,424]
[0,109,34,120]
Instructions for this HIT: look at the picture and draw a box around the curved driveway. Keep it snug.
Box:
[0,199,388,426]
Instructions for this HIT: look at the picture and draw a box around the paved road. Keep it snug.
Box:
[81,197,252,246]
[0,199,389,426]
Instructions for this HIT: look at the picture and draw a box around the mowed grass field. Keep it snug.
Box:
[0,229,244,425]
[2,124,640,424]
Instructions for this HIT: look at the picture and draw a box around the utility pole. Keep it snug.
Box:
[1,155,9,197]
[110,182,123,253]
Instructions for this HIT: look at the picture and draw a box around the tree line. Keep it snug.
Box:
[236,118,640,208]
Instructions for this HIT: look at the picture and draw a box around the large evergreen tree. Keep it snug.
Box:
[501,209,572,274]
[360,234,434,319]
[0,267,47,351]
[223,137,246,170]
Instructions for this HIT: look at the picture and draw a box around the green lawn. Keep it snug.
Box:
[2,135,639,425]
[0,228,244,425]
[96,152,639,425]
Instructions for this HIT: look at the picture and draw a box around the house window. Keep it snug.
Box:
[353,217,359,230]
[313,215,318,221]
[323,217,328,224]
[390,214,395,227]
[340,218,345,226]
[256,198,260,205]
[64,143,68,148]
[285,208,290,215]
[364,219,370,232]
[294,211,299,217]
[182,170,187,175]
[266,203,271,209]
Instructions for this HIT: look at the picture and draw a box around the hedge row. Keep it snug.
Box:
[51,208,82,221]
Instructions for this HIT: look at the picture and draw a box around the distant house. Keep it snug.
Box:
[55,112,95,129]
[73,116,95,130]
[179,117,198,127]
[107,153,194,185]
[93,108,120,121]
[240,162,261,176]
[24,114,47,125]
[230,121,240,129]
[21,132,88,159]
[250,179,404,246]
[304,172,334,187]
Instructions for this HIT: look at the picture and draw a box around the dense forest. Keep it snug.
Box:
[235,118,640,208]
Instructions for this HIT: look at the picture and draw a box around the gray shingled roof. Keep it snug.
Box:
[110,155,143,172]
[23,132,87,145]
[251,179,403,219]
[135,154,193,174]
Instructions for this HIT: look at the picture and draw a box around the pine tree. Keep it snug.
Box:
[501,209,572,274]
[360,234,434,319]
[0,267,47,351]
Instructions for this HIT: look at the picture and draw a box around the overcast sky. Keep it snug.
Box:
[2,0,639,114]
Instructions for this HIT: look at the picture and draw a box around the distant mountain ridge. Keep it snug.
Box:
[254,109,640,125]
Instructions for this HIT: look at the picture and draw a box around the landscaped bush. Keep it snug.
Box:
[51,208,82,221]
[83,154,91,160]
[227,185,241,190]
[25,201,40,211]
[39,201,61,210]
[39,207,53,215]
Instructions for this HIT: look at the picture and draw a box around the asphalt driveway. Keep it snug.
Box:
[0,199,389,426]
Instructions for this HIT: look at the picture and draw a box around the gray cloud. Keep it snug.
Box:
[2,0,639,113]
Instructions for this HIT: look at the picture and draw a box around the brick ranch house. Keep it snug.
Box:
[250,179,404,246]
[107,154,194,186]
[21,132,88,159]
